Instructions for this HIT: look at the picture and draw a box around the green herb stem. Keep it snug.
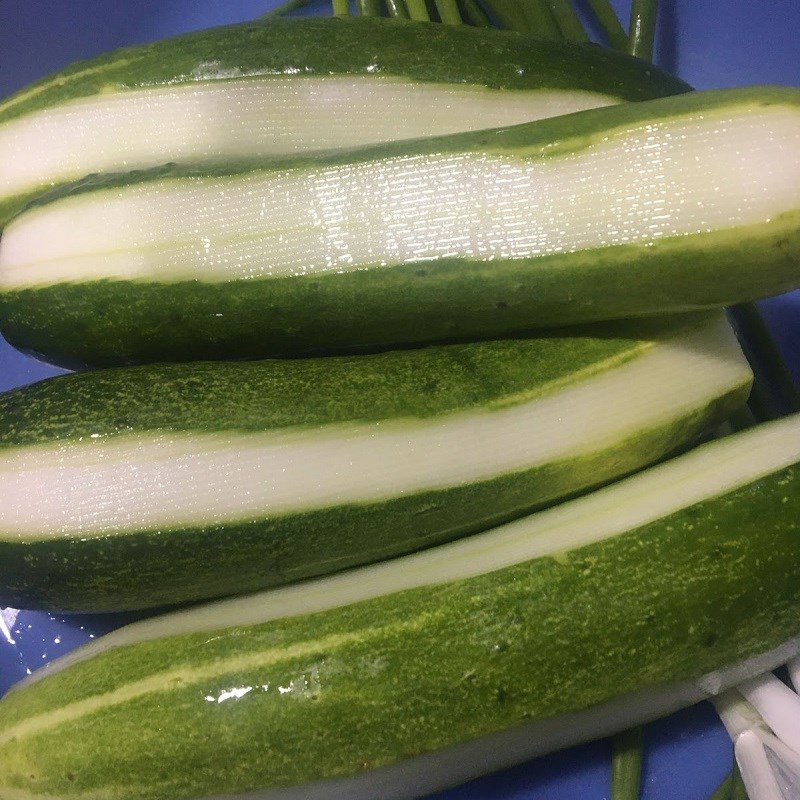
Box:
[479,1,527,31]
[434,0,463,23]
[611,727,644,800]
[482,0,558,36]
[728,303,800,422]
[332,0,351,14]
[584,0,628,50]
[406,0,432,20]
[385,0,411,17]
[628,0,658,60]
[458,0,491,25]
[520,0,563,37]
[473,0,506,28]
[358,0,383,13]
[708,767,735,800]
[727,404,757,433]
[546,0,588,41]
[730,765,748,800]
[260,0,314,16]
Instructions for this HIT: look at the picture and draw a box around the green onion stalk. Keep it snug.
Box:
[584,0,628,49]
[628,0,658,60]
[434,0,462,24]
[728,302,800,421]
[405,0,431,21]
[386,0,410,17]
[611,727,645,800]
[260,0,314,17]
[358,0,383,15]
[458,0,490,26]
[546,0,588,41]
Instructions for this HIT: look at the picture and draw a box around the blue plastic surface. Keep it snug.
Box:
[0,2,798,798]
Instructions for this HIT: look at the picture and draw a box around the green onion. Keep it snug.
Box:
[611,727,644,800]
[519,0,563,37]
[333,0,351,14]
[728,303,800,421]
[477,0,525,30]
[458,0,490,25]
[434,0,462,23]
[746,381,777,424]
[406,0,431,20]
[482,0,561,37]
[583,0,628,50]
[385,0,410,16]
[727,404,757,433]
[260,0,314,16]
[628,0,658,60]
[546,0,588,41]
[730,766,748,800]
[358,0,383,13]
[708,767,735,800]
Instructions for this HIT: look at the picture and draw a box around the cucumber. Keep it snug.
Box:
[0,16,688,227]
[2,86,797,367]
[3,412,800,800]
[0,313,749,612]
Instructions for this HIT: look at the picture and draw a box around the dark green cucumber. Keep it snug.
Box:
[0,16,688,227]
[2,413,800,800]
[2,86,797,367]
[0,313,750,612]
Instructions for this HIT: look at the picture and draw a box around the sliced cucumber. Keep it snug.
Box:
[0,313,749,611]
[2,87,797,366]
[0,16,688,226]
[3,412,800,800]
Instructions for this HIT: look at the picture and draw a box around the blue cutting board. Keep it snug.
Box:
[1,2,799,797]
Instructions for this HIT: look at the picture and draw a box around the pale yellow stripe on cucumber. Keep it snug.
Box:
[0,57,136,117]
[0,622,398,749]
[5,640,800,800]
[2,105,798,288]
[0,786,89,800]
[0,77,614,204]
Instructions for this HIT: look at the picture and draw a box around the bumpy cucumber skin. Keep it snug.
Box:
[1,461,799,800]
[0,329,654,447]
[2,88,797,367]
[0,320,748,611]
[0,17,689,126]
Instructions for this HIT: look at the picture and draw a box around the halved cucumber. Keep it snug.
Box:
[0,312,749,612]
[2,86,798,366]
[0,16,688,226]
[3,413,800,800]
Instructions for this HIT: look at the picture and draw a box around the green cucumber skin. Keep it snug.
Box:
[0,17,689,126]
[3,211,797,368]
[1,461,798,800]
[0,320,746,611]
[0,387,744,612]
[0,327,656,448]
[3,87,797,367]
